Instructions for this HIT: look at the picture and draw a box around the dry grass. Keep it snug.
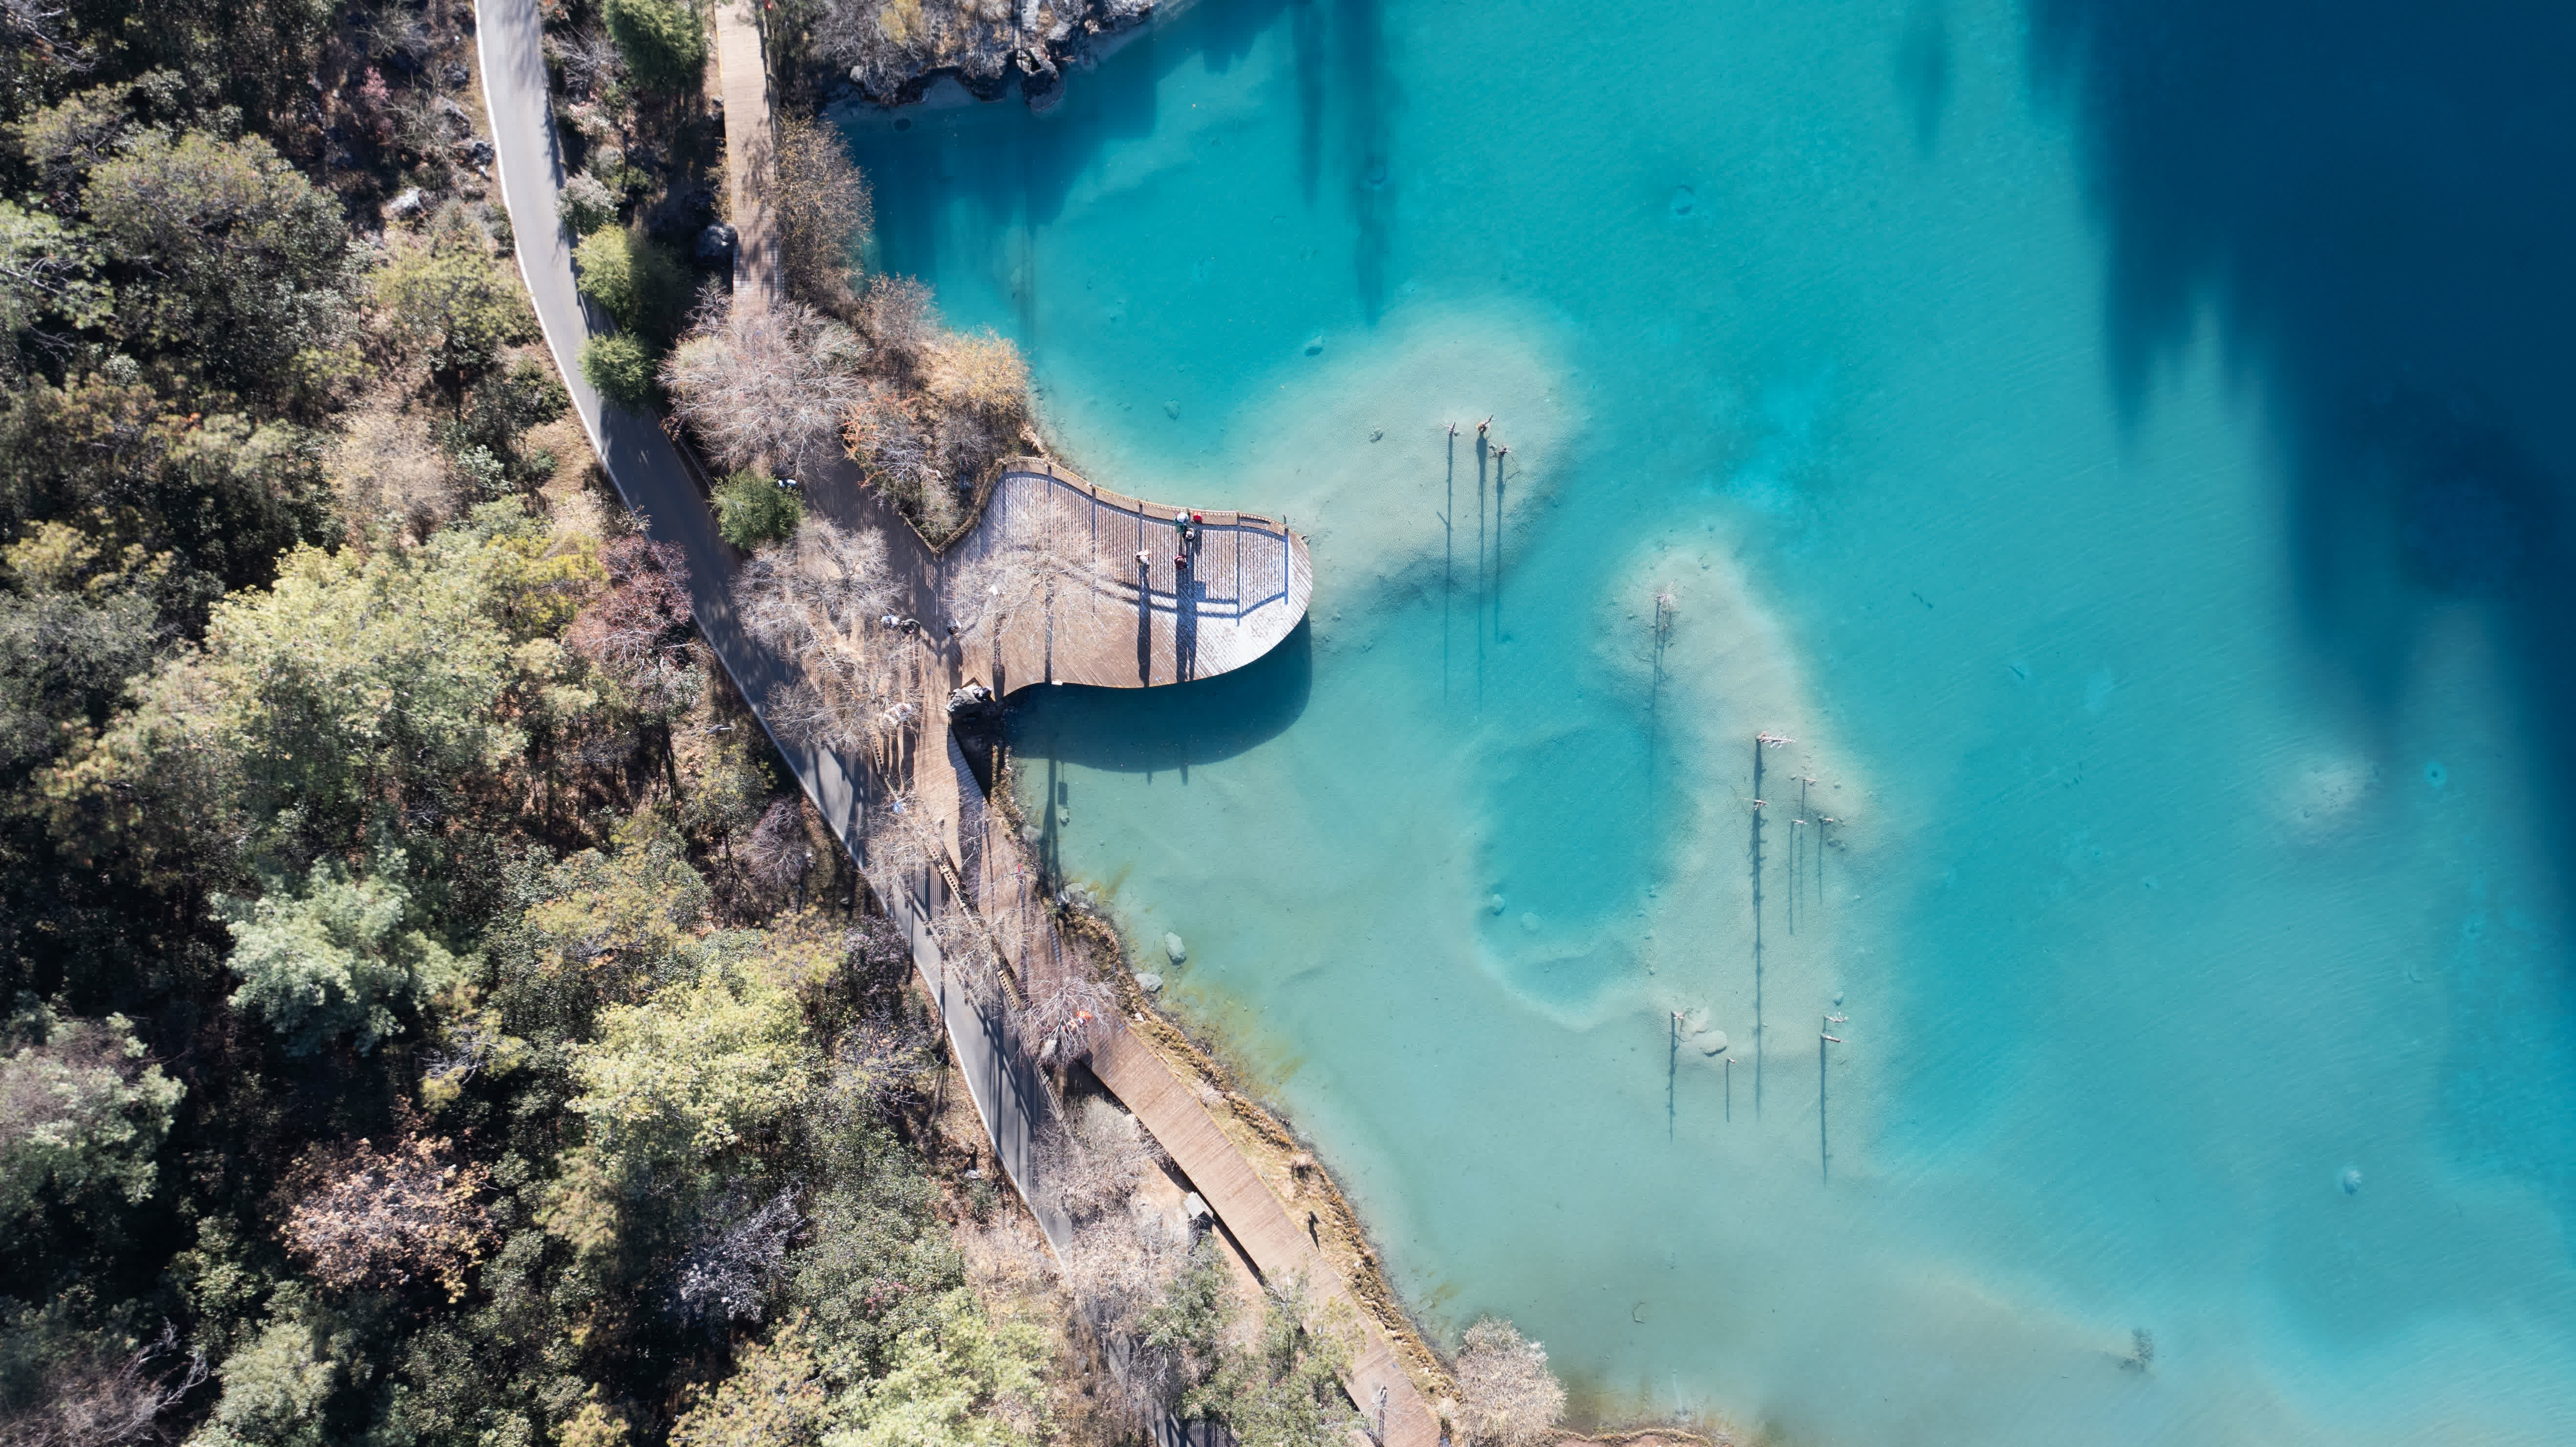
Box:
[329,401,458,538]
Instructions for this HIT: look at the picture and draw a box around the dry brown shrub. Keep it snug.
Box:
[770,116,874,314]
[926,327,1030,418]
[0,1322,204,1447]
[840,379,935,499]
[1453,1317,1566,1447]
[566,536,698,716]
[329,403,458,538]
[281,1135,494,1300]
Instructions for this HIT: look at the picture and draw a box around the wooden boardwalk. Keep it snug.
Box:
[943,461,1314,695]
[713,0,780,312]
[1090,1028,1444,1447]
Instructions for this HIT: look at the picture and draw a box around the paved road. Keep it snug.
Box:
[473,0,1062,1245]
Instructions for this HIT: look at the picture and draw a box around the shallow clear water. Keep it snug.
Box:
[843,2,2576,1441]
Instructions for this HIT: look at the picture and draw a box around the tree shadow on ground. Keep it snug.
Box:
[2029,0,2576,886]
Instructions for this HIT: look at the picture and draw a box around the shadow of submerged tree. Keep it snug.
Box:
[2029,0,2576,885]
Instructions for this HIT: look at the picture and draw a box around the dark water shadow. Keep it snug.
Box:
[2028,2,2576,894]
[847,0,1304,289]
[844,0,1397,325]
[1336,0,1395,319]
[1008,618,1313,773]
[1894,2,1952,154]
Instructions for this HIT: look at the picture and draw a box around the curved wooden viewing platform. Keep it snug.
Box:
[941,459,1314,696]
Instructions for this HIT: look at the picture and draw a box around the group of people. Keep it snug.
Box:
[1136,510,1210,576]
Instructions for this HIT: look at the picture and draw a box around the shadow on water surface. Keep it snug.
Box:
[1008,618,1312,774]
[2030,1,2576,1207]
[2030,2,2576,885]
[844,0,1395,324]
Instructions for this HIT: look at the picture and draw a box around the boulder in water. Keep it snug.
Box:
[1163,933,1188,965]
[1135,972,1163,994]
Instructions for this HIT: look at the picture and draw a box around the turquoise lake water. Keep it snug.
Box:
[841,2,2576,1441]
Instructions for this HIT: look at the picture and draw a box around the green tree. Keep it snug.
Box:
[582,334,659,410]
[0,1007,183,1230]
[373,232,541,391]
[604,0,711,96]
[783,1166,966,1390]
[0,371,336,604]
[0,522,172,779]
[1132,1239,1232,1411]
[574,228,690,345]
[826,1290,1049,1447]
[194,1311,340,1447]
[715,470,803,549]
[81,129,360,404]
[1187,1282,1358,1447]
[447,358,570,485]
[0,200,106,366]
[218,860,466,1056]
[566,963,812,1164]
[670,1321,828,1447]
[40,502,600,877]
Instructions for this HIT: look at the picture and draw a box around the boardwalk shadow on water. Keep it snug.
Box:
[2029,1,2576,894]
[1009,618,1313,774]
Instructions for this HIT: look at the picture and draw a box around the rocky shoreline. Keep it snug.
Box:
[817,0,1182,113]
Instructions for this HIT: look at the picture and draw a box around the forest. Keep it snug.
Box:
[0,4,1562,1447]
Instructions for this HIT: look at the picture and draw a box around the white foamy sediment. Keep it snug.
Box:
[1197,301,1583,629]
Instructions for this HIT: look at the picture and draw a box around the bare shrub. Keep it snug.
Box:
[1045,1099,1158,1229]
[925,900,1005,1006]
[813,0,951,96]
[1047,1099,1193,1423]
[861,792,941,900]
[0,1321,205,1447]
[1453,1317,1565,1447]
[664,296,869,481]
[567,536,699,716]
[281,1135,495,1301]
[770,116,874,314]
[741,797,814,897]
[735,518,907,755]
[673,1189,801,1326]
[549,24,627,102]
[1020,974,1117,1065]
[853,275,938,378]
